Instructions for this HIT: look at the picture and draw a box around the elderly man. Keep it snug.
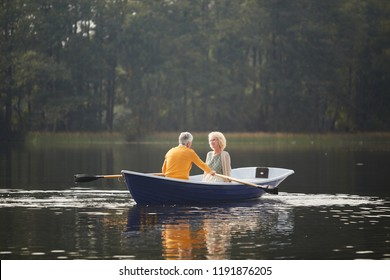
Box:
[162,132,215,180]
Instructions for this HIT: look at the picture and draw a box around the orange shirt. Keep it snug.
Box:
[162,145,212,180]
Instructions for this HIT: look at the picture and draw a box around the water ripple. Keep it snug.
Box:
[0,188,134,209]
[0,189,387,212]
[267,192,384,207]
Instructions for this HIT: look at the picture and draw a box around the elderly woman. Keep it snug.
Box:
[203,131,232,182]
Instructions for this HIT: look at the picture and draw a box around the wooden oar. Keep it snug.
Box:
[215,173,278,195]
[74,172,165,183]
[74,174,122,183]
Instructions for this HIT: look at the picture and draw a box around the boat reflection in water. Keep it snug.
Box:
[124,200,294,260]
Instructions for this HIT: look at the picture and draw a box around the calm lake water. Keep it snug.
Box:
[1,135,389,260]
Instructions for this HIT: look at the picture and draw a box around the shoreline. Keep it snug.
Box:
[18,131,390,149]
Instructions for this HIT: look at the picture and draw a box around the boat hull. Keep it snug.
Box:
[122,167,294,205]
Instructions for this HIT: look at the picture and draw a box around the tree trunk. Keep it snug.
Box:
[4,65,13,137]
[106,63,116,132]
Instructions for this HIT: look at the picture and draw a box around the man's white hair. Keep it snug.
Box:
[179,132,193,145]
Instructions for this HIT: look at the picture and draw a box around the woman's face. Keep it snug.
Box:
[209,137,219,150]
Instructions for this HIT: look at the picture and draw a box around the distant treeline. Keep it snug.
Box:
[1,0,389,140]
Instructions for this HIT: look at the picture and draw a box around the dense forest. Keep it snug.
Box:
[1,0,390,140]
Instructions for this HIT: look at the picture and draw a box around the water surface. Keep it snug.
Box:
[1,135,389,259]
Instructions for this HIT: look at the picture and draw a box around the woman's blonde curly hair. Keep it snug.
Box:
[208,131,227,150]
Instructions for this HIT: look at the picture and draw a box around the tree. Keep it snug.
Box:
[1,0,390,139]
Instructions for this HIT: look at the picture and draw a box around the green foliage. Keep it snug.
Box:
[1,0,390,140]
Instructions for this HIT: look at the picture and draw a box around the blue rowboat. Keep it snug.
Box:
[121,167,294,205]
